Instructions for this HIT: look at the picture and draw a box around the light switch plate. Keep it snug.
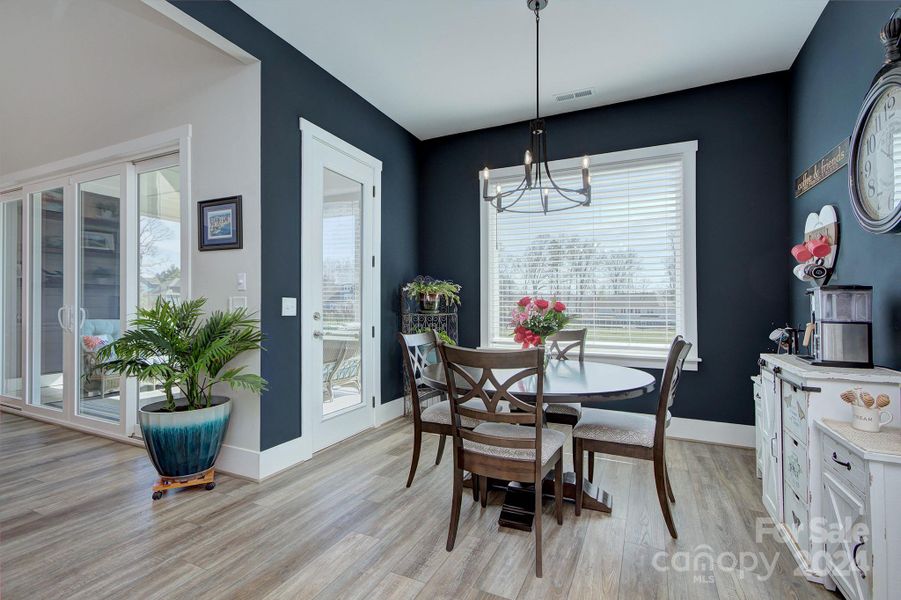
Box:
[236,272,247,291]
[281,297,297,317]
[229,296,247,310]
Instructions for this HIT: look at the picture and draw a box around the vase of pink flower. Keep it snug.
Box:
[511,296,570,365]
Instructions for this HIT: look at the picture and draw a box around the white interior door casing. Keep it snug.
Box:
[300,119,382,455]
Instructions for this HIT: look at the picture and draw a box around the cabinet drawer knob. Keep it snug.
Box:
[831,452,852,471]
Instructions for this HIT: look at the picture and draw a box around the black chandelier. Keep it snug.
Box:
[482,0,591,214]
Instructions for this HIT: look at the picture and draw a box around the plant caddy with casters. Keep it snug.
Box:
[98,297,266,500]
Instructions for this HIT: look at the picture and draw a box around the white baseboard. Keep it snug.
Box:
[259,435,308,479]
[226,397,406,481]
[217,443,263,480]
[666,416,755,448]
[376,396,405,426]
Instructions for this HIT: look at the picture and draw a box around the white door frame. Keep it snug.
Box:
[299,118,381,458]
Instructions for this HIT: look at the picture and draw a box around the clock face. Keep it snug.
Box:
[855,85,901,220]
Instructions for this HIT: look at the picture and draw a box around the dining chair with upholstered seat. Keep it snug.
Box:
[543,329,587,429]
[397,331,453,488]
[572,335,691,539]
[438,344,564,578]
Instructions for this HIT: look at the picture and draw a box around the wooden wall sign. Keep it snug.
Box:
[794,139,849,198]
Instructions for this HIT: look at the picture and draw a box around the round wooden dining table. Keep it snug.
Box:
[420,359,656,531]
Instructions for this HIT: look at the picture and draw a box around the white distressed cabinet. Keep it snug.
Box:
[755,354,901,588]
[816,420,901,600]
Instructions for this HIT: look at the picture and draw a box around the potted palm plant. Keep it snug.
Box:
[97,297,266,485]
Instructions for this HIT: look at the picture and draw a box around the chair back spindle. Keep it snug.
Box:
[545,328,587,361]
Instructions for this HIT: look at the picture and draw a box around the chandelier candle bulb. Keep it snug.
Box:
[582,155,590,169]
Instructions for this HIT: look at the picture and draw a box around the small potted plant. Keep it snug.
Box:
[415,327,456,345]
[510,297,570,361]
[97,297,266,485]
[403,276,461,313]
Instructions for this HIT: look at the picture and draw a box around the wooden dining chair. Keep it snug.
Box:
[438,344,564,578]
[572,336,691,539]
[397,331,456,488]
[543,328,587,428]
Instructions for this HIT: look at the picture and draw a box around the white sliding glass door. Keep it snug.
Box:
[74,168,127,426]
[1,147,185,439]
[135,155,182,427]
[0,193,24,400]
[29,183,68,412]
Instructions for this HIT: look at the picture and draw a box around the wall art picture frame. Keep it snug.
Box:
[198,196,242,251]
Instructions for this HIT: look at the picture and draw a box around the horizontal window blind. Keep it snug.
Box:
[486,153,687,357]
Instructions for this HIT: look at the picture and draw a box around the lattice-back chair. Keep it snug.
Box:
[397,331,461,487]
[437,344,564,578]
[572,336,692,539]
[543,328,587,428]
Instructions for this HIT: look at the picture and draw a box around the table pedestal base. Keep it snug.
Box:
[465,472,612,532]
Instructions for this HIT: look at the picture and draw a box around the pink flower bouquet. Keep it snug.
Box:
[510,296,570,348]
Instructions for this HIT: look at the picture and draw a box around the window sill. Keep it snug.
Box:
[479,343,701,372]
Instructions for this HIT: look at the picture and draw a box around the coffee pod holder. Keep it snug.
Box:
[791,205,839,287]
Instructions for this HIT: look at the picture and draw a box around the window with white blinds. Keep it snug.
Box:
[481,141,698,367]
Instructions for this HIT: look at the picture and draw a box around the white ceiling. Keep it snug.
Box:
[233,0,827,140]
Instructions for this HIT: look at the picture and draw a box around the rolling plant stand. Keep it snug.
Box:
[151,468,216,500]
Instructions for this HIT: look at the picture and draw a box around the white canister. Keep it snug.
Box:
[851,405,894,433]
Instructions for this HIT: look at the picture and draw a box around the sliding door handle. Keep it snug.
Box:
[78,307,86,332]
[57,306,68,332]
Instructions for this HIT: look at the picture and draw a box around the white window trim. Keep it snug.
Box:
[479,140,700,371]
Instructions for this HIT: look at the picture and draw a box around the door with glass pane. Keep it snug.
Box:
[74,168,126,426]
[301,122,379,452]
[29,183,68,412]
[135,156,182,427]
[0,193,25,402]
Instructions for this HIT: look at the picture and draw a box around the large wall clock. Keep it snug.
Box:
[849,14,901,234]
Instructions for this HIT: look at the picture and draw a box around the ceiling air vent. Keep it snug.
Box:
[554,88,594,103]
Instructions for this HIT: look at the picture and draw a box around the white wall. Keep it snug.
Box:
[0,0,263,471]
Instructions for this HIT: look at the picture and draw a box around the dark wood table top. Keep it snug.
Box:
[420,359,656,405]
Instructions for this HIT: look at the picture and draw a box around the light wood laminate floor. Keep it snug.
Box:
[0,413,837,600]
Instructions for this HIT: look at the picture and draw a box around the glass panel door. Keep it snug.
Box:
[301,122,378,454]
[77,175,122,423]
[137,161,181,418]
[0,197,24,399]
[321,168,363,417]
[30,187,66,411]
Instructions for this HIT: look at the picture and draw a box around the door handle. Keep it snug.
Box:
[313,330,324,339]
[78,307,86,332]
[852,537,866,579]
[57,306,67,331]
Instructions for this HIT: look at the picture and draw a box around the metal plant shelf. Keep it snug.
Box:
[399,288,458,416]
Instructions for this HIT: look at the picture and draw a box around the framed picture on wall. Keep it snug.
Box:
[198,196,242,251]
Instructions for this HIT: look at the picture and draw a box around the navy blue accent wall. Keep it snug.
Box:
[173,1,420,450]
[419,75,791,425]
[790,1,901,369]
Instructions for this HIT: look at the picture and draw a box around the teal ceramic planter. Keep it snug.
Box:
[139,396,232,478]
